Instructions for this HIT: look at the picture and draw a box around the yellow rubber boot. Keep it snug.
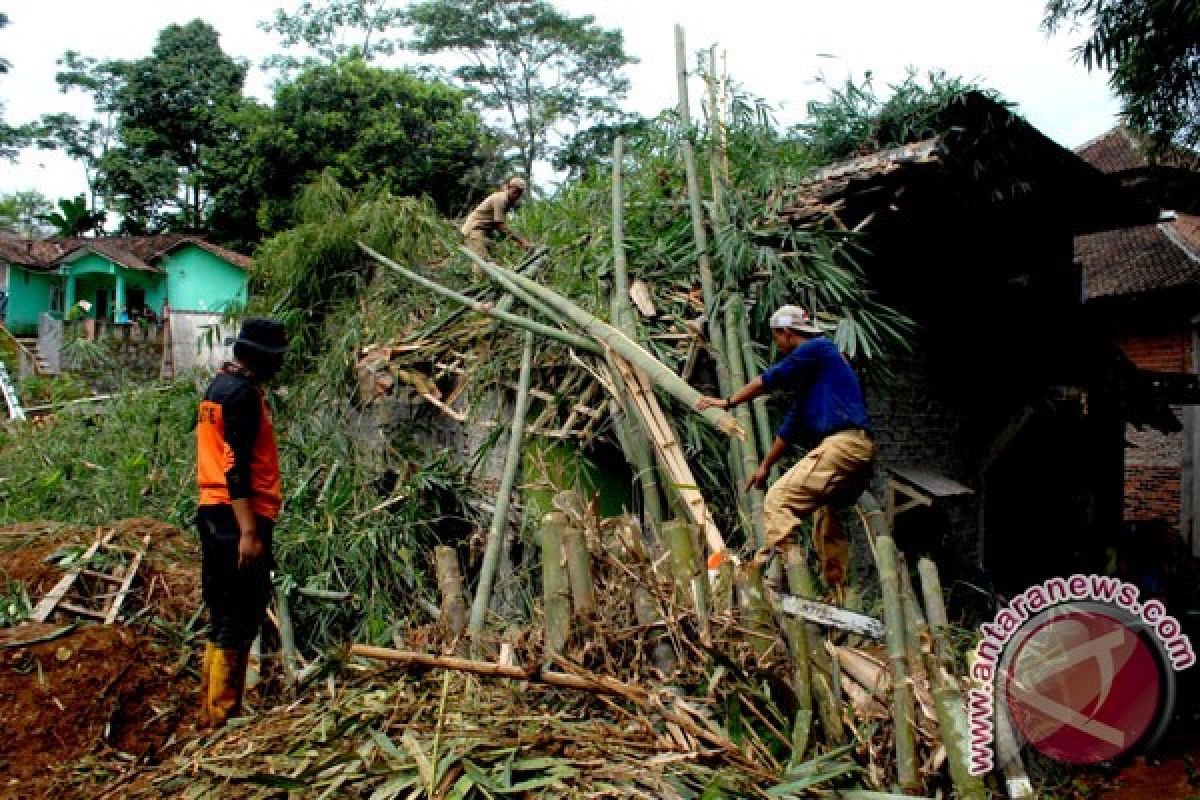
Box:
[198,642,217,727]
[206,647,249,726]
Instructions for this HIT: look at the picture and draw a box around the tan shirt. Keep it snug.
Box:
[461,190,511,236]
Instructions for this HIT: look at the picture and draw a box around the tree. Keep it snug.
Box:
[0,191,53,237]
[36,194,106,237]
[0,12,32,161]
[1043,0,1200,151]
[98,20,250,231]
[237,58,488,234]
[34,51,127,210]
[260,0,405,69]
[403,0,635,183]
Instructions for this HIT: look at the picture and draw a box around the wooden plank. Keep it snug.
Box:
[32,530,115,622]
[104,535,151,624]
[887,466,973,498]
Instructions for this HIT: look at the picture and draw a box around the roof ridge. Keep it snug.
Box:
[1160,221,1200,265]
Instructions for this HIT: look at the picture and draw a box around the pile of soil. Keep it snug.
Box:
[0,518,203,799]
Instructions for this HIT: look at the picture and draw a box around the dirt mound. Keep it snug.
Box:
[0,624,193,799]
[0,518,204,798]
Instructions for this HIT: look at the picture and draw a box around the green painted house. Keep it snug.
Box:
[0,234,251,335]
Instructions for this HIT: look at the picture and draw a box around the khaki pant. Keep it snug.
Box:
[464,229,490,259]
[763,429,875,588]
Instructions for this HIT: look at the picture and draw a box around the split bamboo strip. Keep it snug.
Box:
[674,23,731,398]
[467,332,536,642]
[609,354,727,553]
[875,534,919,790]
[470,255,743,438]
[662,519,711,643]
[434,546,468,640]
[561,523,596,620]
[541,511,573,658]
[351,644,603,691]
[358,243,601,355]
[725,296,766,545]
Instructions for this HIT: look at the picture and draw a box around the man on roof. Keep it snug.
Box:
[194,318,289,727]
[461,177,531,258]
[697,305,876,589]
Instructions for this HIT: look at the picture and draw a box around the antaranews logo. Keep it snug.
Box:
[967,574,1195,774]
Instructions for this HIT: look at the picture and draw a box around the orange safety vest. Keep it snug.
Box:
[197,386,282,520]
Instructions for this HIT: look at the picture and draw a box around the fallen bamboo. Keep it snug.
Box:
[736,562,777,660]
[783,542,842,746]
[467,332,535,643]
[561,522,596,620]
[875,534,919,790]
[675,23,732,398]
[916,556,953,670]
[464,250,568,326]
[470,255,743,438]
[541,511,573,658]
[358,243,601,354]
[276,585,298,683]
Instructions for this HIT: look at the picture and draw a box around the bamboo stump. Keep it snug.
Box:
[435,546,468,651]
[541,512,573,660]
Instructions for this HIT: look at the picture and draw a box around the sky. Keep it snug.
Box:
[0,0,1118,202]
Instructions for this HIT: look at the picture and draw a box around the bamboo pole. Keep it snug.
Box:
[780,545,814,758]
[783,543,842,746]
[662,519,711,643]
[705,44,727,226]
[464,250,565,326]
[875,534,919,790]
[609,136,667,526]
[561,522,596,620]
[607,395,665,526]
[358,243,601,355]
[916,558,988,799]
[674,24,732,398]
[434,546,468,642]
[469,254,743,439]
[541,511,573,659]
[725,296,765,546]
[467,332,536,643]
[613,515,677,675]
[275,586,298,684]
[736,562,777,659]
[736,303,781,485]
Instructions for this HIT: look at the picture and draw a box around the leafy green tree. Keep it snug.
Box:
[0,12,32,161]
[239,58,487,234]
[36,194,106,237]
[1043,0,1200,151]
[260,0,404,70]
[403,0,635,183]
[0,191,53,237]
[34,51,127,210]
[97,19,250,231]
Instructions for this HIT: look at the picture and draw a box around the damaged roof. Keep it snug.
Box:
[773,92,1158,235]
[0,234,252,274]
[1074,128,1200,301]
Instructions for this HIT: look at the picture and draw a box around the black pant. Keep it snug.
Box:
[197,504,275,650]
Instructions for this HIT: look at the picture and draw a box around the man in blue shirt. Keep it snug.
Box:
[698,305,876,587]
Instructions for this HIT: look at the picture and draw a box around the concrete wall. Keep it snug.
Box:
[4,266,60,335]
[164,245,248,313]
[167,311,236,374]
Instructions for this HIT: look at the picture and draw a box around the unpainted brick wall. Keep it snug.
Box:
[1117,331,1192,372]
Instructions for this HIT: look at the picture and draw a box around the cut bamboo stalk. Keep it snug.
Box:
[541,511,573,659]
[359,243,601,354]
[783,543,841,746]
[606,395,665,525]
[662,519,711,643]
[276,585,298,683]
[915,558,988,799]
[471,256,743,439]
[434,546,468,642]
[736,561,777,659]
[705,44,728,226]
[875,534,919,790]
[561,522,596,620]
[725,296,765,546]
[467,332,536,643]
[674,23,732,398]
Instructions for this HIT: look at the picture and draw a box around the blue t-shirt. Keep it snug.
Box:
[759,337,870,448]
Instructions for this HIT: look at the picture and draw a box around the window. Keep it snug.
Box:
[49,284,64,314]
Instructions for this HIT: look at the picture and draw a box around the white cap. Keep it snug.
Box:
[507,176,527,190]
[769,304,826,334]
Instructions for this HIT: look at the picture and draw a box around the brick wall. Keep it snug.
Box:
[1124,465,1182,527]
[1117,331,1192,372]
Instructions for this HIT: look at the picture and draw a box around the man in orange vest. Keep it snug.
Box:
[194,318,288,726]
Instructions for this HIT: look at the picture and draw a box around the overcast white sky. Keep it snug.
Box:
[0,0,1116,201]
